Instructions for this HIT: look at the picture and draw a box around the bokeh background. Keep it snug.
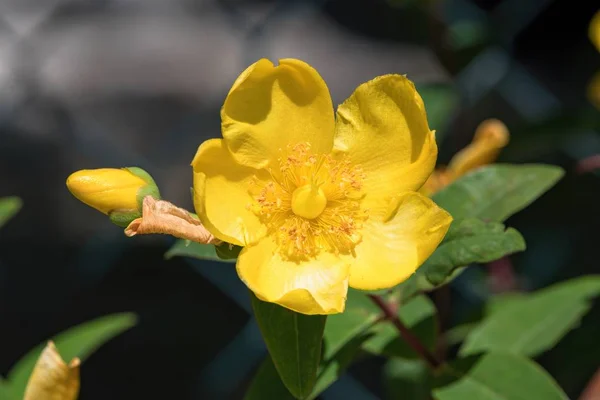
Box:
[1,0,599,399]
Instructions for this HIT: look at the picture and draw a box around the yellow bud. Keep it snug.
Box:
[66,167,160,220]
[24,341,80,400]
[447,118,510,178]
[589,10,600,53]
[419,168,452,197]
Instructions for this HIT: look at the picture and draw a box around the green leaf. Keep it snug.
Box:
[432,164,564,222]
[443,323,478,348]
[321,290,380,360]
[245,358,296,400]
[485,292,528,316]
[383,358,431,400]
[247,333,372,400]
[398,219,525,299]
[433,352,568,400]
[164,239,235,263]
[247,290,381,399]
[460,276,600,358]
[7,313,137,397]
[417,84,459,140]
[422,219,526,286]
[309,336,367,399]
[308,290,381,398]
[362,295,437,358]
[250,292,326,399]
[0,379,15,400]
[0,197,22,229]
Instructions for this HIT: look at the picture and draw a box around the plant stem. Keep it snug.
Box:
[368,294,441,370]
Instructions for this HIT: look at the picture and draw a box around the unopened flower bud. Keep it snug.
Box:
[420,119,510,196]
[419,168,452,197]
[66,167,160,227]
[24,341,80,400]
[447,118,510,178]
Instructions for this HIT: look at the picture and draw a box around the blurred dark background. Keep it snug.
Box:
[1,0,599,399]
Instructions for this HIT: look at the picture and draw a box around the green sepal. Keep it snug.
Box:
[109,209,142,227]
[125,167,161,210]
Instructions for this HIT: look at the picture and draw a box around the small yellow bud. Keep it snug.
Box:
[419,168,452,197]
[66,167,160,227]
[447,118,510,178]
[420,119,509,196]
[24,341,80,400]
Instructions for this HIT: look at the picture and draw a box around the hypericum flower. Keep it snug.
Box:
[192,58,452,315]
[66,167,160,227]
[420,118,509,196]
[24,341,80,400]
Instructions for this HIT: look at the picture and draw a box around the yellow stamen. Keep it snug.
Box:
[249,142,367,259]
[291,184,327,219]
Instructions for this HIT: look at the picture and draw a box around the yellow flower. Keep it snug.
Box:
[66,167,160,226]
[192,59,452,315]
[24,341,80,400]
[421,118,509,196]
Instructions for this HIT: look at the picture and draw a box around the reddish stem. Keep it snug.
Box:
[576,154,600,174]
[368,294,441,369]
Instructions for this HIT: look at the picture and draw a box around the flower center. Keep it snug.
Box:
[291,184,327,219]
[249,142,368,259]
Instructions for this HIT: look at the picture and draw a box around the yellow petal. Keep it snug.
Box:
[589,10,600,52]
[236,236,350,315]
[348,192,452,291]
[333,74,437,210]
[192,138,267,246]
[24,341,80,400]
[447,118,509,178]
[221,58,335,169]
[66,168,147,214]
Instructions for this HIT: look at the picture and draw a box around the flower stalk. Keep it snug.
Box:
[368,294,442,370]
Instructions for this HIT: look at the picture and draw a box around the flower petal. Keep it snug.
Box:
[333,74,437,209]
[447,118,509,178]
[348,192,452,290]
[24,341,80,400]
[237,237,350,315]
[222,58,335,169]
[192,138,267,246]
